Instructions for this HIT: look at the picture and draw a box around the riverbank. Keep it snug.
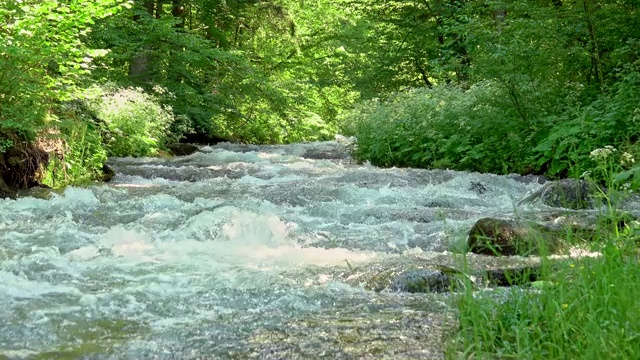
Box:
[448,229,640,358]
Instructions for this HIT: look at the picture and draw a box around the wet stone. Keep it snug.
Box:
[468,217,560,257]
[166,143,200,156]
[391,269,456,293]
[469,181,489,195]
[519,178,601,210]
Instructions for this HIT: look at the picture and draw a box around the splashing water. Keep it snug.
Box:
[0,140,547,359]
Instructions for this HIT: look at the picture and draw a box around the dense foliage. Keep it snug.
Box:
[344,0,640,183]
[454,247,640,358]
[1,0,639,188]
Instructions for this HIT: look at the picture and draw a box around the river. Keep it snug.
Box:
[0,139,547,359]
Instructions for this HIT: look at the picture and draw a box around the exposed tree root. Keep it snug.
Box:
[0,132,50,190]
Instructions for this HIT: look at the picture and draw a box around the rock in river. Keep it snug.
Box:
[166,143,200,156]
[468,218,559,256]
[391,268,468,293]
[519,178,600,210]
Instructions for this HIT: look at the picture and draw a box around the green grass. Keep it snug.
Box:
[448,216,640,359]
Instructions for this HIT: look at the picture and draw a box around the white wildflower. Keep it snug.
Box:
[152,85,167,94]
[590,146,617,160]
[621,152,635,167]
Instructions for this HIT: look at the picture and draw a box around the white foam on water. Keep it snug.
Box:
[233,244,376,267]
[74,210,375,270]
[0,140,558,357]
[284,161,316,170]
[0,271,82,299]
[185,149,280,166]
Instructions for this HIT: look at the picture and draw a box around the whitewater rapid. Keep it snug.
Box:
[0,139,546,359]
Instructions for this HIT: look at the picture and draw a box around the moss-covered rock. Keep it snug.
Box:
[166,143,199,156]
[519,179,601,210]
[101,164,115,182]
[391,267,469,293]
[468,218,559,256]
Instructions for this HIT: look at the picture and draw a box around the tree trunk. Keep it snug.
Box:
[169,0,186,84]
[156,0,163,19]
[129,0,156,83]
[415,60,434,88]
[583,0,603,86]
[172,0,185,28]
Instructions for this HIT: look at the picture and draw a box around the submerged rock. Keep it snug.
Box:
[391,267,468,293]
[16,186,54,200]
[468,181,489,195]
[506,174,548,185]
[350,263,473,293]
[166,143,200,156]
[468,218,559,256]
[519,179,600,209]
[101,164,115,182]
[481,266,544,287]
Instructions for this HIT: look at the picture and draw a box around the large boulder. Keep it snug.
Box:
[519,179,600,210]
[468,218,559,256]
[166,143,200,156]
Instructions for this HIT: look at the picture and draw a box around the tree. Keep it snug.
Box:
[0,0,126,142]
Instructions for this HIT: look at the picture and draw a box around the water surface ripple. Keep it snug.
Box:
[0,140,546,359]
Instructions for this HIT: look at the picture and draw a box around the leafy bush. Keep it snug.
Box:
[344,82,540,174]
[346,68,640,183]
[41,117,108,187]
[532,72,640,181]
[0,0,125,144]
[211,96,338,144]
[90,86,175,157]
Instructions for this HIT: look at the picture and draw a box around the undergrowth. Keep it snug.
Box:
[344,71,640,183]
[448,151,640,359]
[450,232,640,359]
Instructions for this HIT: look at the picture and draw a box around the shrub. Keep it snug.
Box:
[41,118,108,187]
[344,82,539,174]
[532,71,640,181]
[90,86,175,157]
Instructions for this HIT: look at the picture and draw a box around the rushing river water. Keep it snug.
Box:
[0,139,549,359]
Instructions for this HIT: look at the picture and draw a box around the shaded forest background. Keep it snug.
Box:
[1,0,639,189]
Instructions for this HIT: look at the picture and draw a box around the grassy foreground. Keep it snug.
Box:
[447,210,640,359]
